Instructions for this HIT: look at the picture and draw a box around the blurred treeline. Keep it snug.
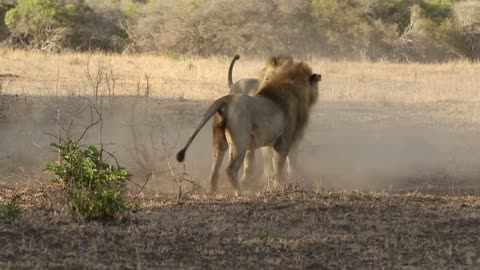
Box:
[1,0,479,62]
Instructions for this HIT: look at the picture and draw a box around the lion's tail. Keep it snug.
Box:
[228,55,240,90]
[176,95,232,162]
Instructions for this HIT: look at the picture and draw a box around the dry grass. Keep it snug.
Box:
[0,50,245,99]
[1,50,479,102]
[1,184,480,269]
[2,50,480,128]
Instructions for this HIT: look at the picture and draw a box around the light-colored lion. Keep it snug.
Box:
[227,55,293,95]
[226,55,299,183]
[177,58,321,195]
[227,55,258,95]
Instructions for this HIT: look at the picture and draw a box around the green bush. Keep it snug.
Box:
[0,3,13,41]
[5,0,71,50]
[371,0,417,32]
[46,140,131,220]
[1,199,21,224]
[166,51,182,60]
[5,0,60,29]
[420,0,452,21]
[4,0,128,51]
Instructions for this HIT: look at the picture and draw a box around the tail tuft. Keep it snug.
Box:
[176,149,186,162]
[234,54,240,60]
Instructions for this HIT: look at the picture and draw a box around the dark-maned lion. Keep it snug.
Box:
[177,58,321,195]
[225,55,298,183]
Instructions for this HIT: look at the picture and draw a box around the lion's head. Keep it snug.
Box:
[256,58,321,138]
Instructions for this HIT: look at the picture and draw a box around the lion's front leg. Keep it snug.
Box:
[261,147,274,181]
[271,143,288,188]
[286,143,299,181]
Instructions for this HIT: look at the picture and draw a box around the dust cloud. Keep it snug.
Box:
[1,94,480,195]
[185,99,480,194]
[299,101,480,194]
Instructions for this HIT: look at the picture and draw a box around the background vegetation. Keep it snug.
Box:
[1,0,480,61]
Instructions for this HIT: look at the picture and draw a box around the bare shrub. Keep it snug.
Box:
[454,1,480,58]
[129,0,317,57]
[124,0,480,62]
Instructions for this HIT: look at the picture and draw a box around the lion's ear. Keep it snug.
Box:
[310,74,321,83]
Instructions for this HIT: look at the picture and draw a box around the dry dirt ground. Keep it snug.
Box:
[1,184,480,269]
[1,52,480,268]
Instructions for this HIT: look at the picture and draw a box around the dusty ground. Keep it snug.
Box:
[1,51,480,268]
[1,184,480,269]
[2,94,480,195]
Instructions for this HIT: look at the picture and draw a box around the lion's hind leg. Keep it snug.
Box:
[225,148,246,196]
[225,131,250,196]
[209,141,226,194]
[209,115,227,193]
[240,149,256,188]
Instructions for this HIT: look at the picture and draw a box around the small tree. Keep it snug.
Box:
[454,1,480,58]
[1,198,21,224]
[5,0,70,50]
